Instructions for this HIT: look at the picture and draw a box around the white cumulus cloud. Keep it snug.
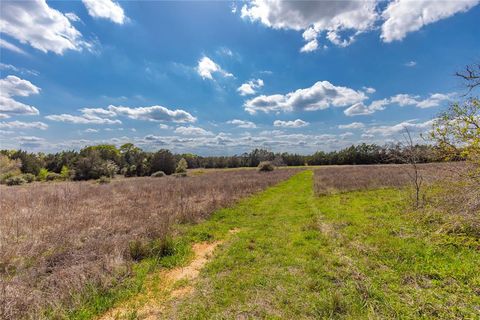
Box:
[273,119,309,128]
[82,0,127,24]
[227,119,257,128]
[0,0,87,54]
[0,120,48,130]
[174,126,213,136]
[0,75,40,117]
[237,79,264,96]
[196,56,233,80]
[381,0,479,42]
[338,122,365,129]
[245,81,367,114]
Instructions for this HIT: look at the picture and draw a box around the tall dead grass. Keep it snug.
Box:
[313,162,461,194]
[0,169,299,319]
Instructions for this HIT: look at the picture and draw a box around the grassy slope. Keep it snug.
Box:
[163,170,479,319]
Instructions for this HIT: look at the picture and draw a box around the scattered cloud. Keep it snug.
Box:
[300,39,318,53]
[159,124,172,130]
[108,105,197,123]
[365,119,435,136]
[0,39,26,55]
[82,0,127,24]
[381,0,479,42]
[273,119,309,128]
[46,104,197,125]
[174,126,213,136]
[344,92,454,116]
[227,119,257,128]
[0,120,48,130]
[363,86,376,94]
[196,56,233,80]
[0,75,40,117]
[65,12,81,22]
[0,0,87,54]
[84,128,99,133]
[245,81,367,114]
[237,79,264,96]
[338,122,365,129]
[0,63,39,76]
[405,61,417,67]
[45,113,121,125]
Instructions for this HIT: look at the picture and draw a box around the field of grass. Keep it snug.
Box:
[0,169,299,319]
[1,163,478,319]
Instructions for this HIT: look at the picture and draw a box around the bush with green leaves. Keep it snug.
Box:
[258,161,275,172]
[60,165,71,180]
[97,176,111,184]
[5,176,26,186]
[151,171,165,177]
[175,158,188,174]
[22,173,36,183]
[46,172,61,181]
[37,168,49,181]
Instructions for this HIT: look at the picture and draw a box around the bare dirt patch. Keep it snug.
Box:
[99,241,221,320]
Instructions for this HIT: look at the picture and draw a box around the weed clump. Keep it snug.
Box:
[5,175,26,186]
[97,176,111,184]
[258,161,275,172]
[22,173,36,183]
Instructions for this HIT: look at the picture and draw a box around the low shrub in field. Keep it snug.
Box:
[22,173,36,183]
[5,175,26,186]
[151,171,165,177]
[128,238,175,261]
[0,172,16,184]
[97,176,111,184]
[173,172,187,178]
[258,161,275,172]
[46,172,61,181]
[37,168,49,181]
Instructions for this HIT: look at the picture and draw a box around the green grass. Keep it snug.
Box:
[68,170,479,319]
[163,171,479,319]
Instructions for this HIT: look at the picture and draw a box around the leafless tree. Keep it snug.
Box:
[456,63,480,93]
[391,127,424,208]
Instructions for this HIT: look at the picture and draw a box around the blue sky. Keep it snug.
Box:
[1,0,479,155]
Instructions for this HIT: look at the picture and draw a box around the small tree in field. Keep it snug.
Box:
[430,98,480,180]
[175,158,188,174]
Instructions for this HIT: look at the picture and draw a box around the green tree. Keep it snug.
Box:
[150,149,176,175]
[175,158,188,173]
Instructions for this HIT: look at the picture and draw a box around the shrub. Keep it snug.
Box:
[60,165,71,180]
[175,158,188,174]
[97,176,111,184]
[37,168,49,181]
[22,173,36,183]
[0,172,16,185]
[173,172,187,178]
[5,176,26,186]
[258,161,275,172]
[46,172,61,181]
[151,171,165,177]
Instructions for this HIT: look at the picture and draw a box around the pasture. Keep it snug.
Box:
[0,163,478,319]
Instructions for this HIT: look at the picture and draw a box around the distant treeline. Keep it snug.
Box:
[0,142,455,183]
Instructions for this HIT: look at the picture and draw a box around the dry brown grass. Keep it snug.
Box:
[313,162,462,194]
[0,169,299,319]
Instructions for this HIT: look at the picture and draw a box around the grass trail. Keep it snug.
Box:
[98,170,479,319]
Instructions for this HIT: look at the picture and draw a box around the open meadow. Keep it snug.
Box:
[1,162,478,319]
[0,169,299,319]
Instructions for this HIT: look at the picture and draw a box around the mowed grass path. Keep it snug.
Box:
[161,170,479,319]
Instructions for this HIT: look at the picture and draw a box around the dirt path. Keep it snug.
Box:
[98,241,222,320]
